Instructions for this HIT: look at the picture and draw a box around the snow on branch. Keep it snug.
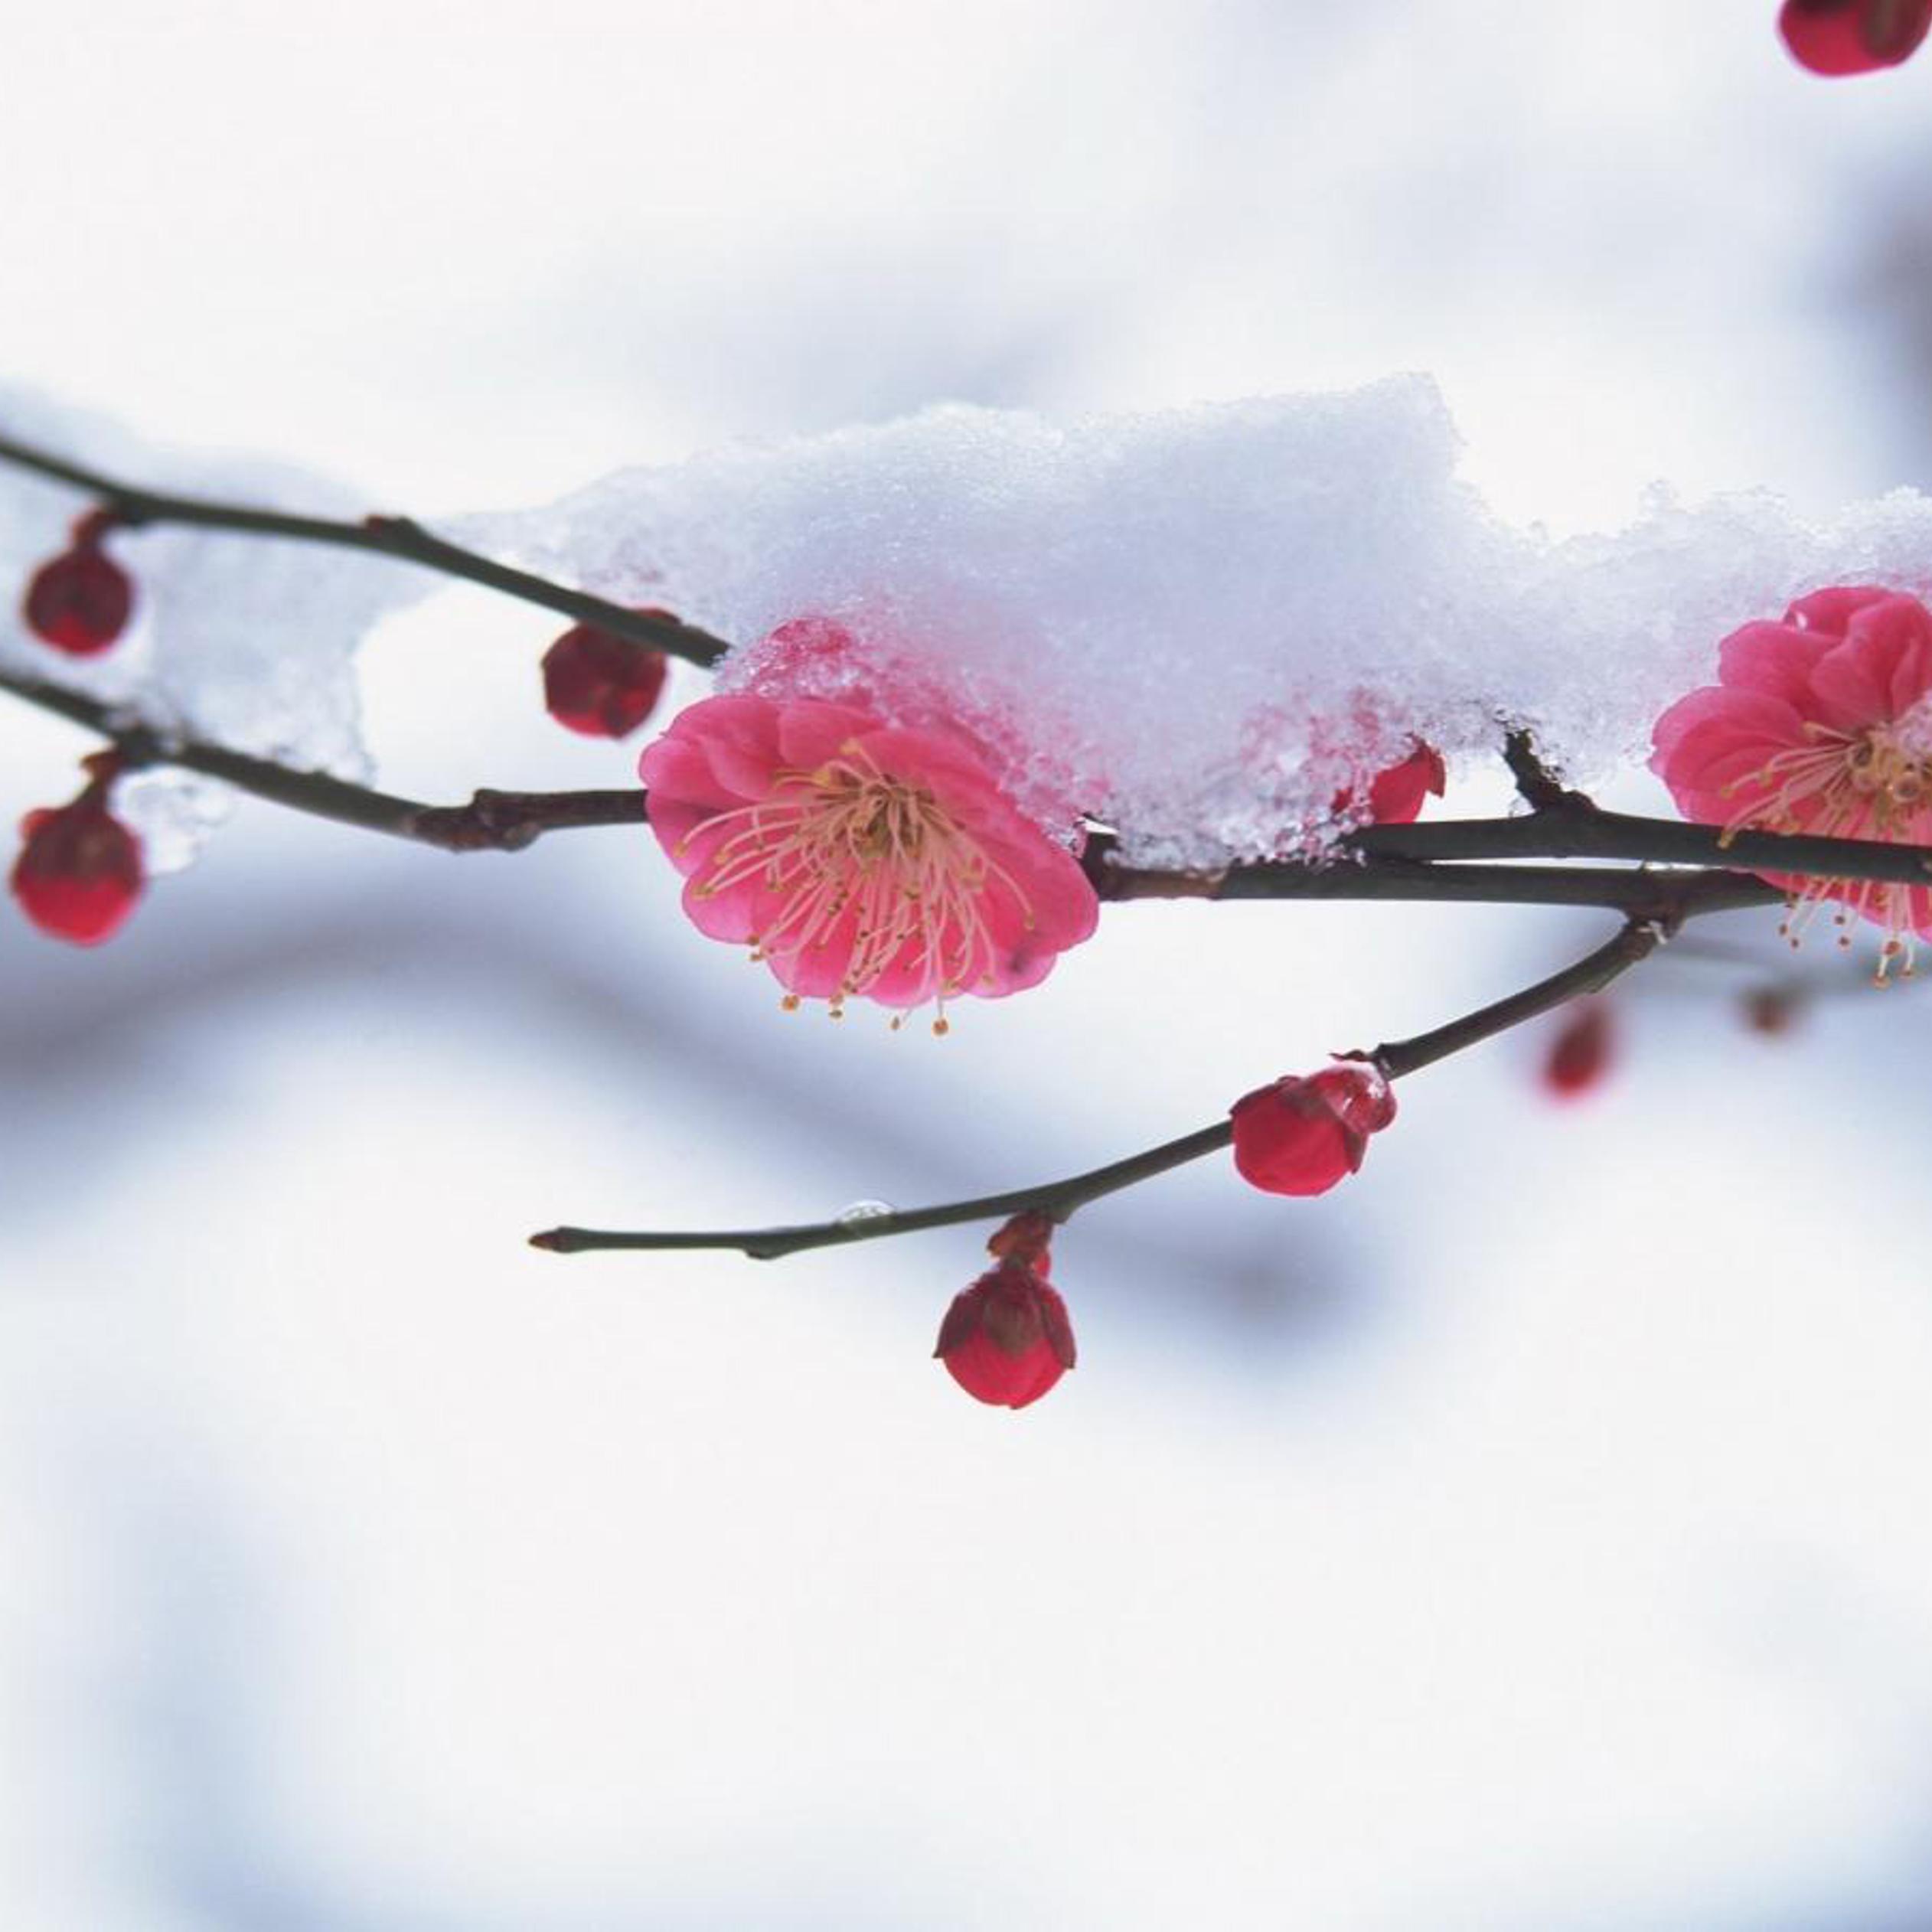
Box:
[11,383,1932,1407]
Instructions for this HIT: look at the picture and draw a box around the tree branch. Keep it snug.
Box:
[3,661,1911,929]
[0,667,645,850]
[529,916,1669,1260]
[2,661,1780,902]
[1351,800,1932,887]
[1093,851,1778,919]
[0,426,730,670]
[11,432,1931,896]
[1373,917,1663,1077]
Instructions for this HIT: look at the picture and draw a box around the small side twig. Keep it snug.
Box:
[1372,917,1663,1078]
[1501,726,1590,813]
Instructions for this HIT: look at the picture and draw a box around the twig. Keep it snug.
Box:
[1095,853,1777,919]
[1085,807,1932,896]
[1350,801,1932,887]
[0,667,645,851]
[1372,917,1663,1077]
[0,426,730,670]
[402,789,647,851]
[531,1120,1240,1261]
[529,917,1666,1259]
[1500,726,1588,813]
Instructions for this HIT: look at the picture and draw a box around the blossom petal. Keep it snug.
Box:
[1715,622,1829,710]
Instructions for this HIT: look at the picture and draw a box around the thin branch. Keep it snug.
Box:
[6,662,1778,902]
[1087,803,1932,897]
[0,426,730,670]
[1351,801,1932,888]
[530,916,1668,1260]
[1373,917,1663,1077]
[1095,851,1778,919]
[531,1120,1240,1261]
[401,789,646,851]
[0,666,644,851]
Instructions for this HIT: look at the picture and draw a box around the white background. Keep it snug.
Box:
[5,3,1932,1925]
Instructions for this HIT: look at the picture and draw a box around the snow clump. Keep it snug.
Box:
[458,376,1932,866]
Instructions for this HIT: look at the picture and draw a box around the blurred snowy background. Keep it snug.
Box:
[6,1,1932,1925]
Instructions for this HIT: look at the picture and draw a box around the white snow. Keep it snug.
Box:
[0,384,430,867]
[456,377,1932,865]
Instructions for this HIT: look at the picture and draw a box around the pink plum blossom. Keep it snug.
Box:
[1651,586,1932,977]
[641,691,1098,1027]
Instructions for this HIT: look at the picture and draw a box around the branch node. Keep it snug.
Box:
[1502,726,1593,815]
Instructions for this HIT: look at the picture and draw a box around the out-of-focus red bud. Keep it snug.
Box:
[542,612,674,738]
[1542,999,1614,1099]
[1742,985,1803,1036]
[22,524,134,657]
[11,771,145,945]
[1780,0,1932,74]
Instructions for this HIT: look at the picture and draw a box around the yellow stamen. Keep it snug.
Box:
[1725,715,1932,976]
[693,740,1036,1023]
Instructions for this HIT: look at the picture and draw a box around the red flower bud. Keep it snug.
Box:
[22,527,134,657]
[11,776,145,945]
[1229,1060,1395,1196]
[1363,741,1447,826]
[935,1230,1076,1409]
[1542,998,1614,1099]
[1779,0,1932,73]
[541,613,672,739]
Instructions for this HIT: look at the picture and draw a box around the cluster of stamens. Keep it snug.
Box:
[1722,714,1932,984]
[683,741,1036,1031]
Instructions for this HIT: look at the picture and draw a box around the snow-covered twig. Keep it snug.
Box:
[0,426,729,669]
[1500,727,1587,813]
